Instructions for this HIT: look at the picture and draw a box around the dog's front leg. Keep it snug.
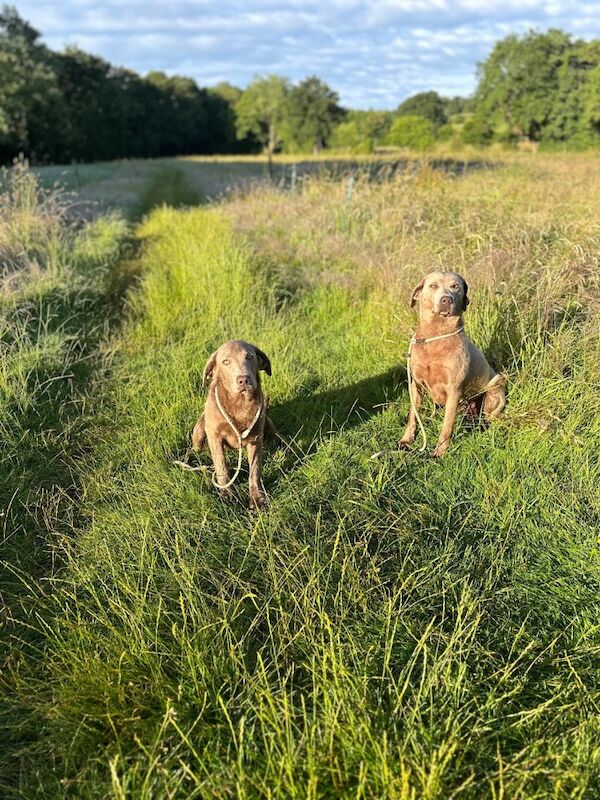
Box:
[247,440,268,511]
[432,389,461,458]
[398,381,423,450]
[208,435,231,497]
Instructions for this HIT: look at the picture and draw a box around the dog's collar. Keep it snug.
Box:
[409,326,464,347]
[214,385,264,440]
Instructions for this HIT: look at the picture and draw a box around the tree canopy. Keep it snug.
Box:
[473,29,600,146]
[397,91,448,128]
[284,76,342,152]
[235,75,290,158]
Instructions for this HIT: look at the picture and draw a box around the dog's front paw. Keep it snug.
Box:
[218,486,235,502]
[249,492,269,512]
[397,439,412,451]
[431,444,448,458]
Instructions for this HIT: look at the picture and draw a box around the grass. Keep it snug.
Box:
[1,153,600,798]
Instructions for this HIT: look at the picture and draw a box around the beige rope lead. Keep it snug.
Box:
[174,387,264,491]
[211,387,264,490]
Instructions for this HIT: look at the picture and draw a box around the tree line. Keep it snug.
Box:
[1,4,599,165]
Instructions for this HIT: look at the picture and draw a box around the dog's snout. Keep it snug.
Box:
[439,294,452,308]
[236,374,252,388]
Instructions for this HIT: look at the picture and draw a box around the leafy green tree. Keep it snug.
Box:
[235,75,289,157]
[330,110,392,152]
[543,40,600,147]
[386,115,434,150]
[0,5,62,161]
[474,29,573,141]
[329,120,365,152]
[445,96,471,117]
[581,45,600,142]
[461,115,494,146]
[397,91,447,128]
[284,76,342,152]
[208,82,257,153]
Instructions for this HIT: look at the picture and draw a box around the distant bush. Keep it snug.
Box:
[461,116,494,146]
[329,120,373,153]
[386,115,435,151]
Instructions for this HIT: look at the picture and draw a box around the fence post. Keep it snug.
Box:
[290,163,297,193]
[346,174,354,204]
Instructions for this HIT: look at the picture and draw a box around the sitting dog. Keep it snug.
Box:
[398,271,505,457]
[192,340,275,510]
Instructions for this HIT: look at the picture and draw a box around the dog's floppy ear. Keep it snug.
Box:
[202,351,218,386]
[461,277,470,311]
[410,278,425,308]
[253,346,272,376]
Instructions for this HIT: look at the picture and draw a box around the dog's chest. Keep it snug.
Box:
[213,404,263,448]
[410,343,469,400]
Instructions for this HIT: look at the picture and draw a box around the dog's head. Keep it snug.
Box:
[410,271,469,319]
[202,340,272,396]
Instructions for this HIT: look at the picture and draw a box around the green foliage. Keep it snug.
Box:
[461,115,495,146]
[0,5,247,163]
[386,114,435,150]
[0,5,63,161]
[235,75,290,156]
[330,109,393,152]
[474,29,600,147]
[284,76,342,152]
[397,90,448,128]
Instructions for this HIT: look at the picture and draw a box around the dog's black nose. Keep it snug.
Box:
[439,294,452,308]
[237,375,252,388]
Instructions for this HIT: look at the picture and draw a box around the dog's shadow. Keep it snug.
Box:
[268,366,406,460]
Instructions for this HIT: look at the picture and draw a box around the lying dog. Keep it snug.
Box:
[192,340,275,510]
[398,271,506,457]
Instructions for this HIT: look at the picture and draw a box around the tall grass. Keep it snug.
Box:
[1,155,600,798]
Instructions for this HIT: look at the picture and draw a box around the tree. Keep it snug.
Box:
[0,5,62,161]
[207,82,258,153]
[284,76,342,152]
[544,40,600,146]
[235,76,289,158]
[386,115,434,150]
[474,29,574,141]
[330,110,392,152]
[461,116,494,146]
[397,91,447,128]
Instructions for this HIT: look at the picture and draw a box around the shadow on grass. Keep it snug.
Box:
[134,164,204,219]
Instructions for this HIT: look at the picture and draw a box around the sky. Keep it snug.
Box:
[14,0,600,109]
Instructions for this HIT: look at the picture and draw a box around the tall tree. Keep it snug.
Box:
[474,29,574,141]
[284,76,342,152]
[235,75,289,158]
[0,5,61,161]
[397,91,447,128]
[207,82,258,153]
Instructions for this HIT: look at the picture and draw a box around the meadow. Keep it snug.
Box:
[1,152,599,798]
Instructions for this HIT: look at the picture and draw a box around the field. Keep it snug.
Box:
[1,152,599,798]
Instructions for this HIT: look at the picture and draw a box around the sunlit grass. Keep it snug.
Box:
[1,155,600,797]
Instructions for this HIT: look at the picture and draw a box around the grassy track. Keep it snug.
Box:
[1,156,600,797]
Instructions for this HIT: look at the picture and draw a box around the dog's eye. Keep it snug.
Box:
[222,358,230,365]
[451,283,460,290]
[245,352,253,360]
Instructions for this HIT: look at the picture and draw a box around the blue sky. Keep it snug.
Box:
[15,0,600,109]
